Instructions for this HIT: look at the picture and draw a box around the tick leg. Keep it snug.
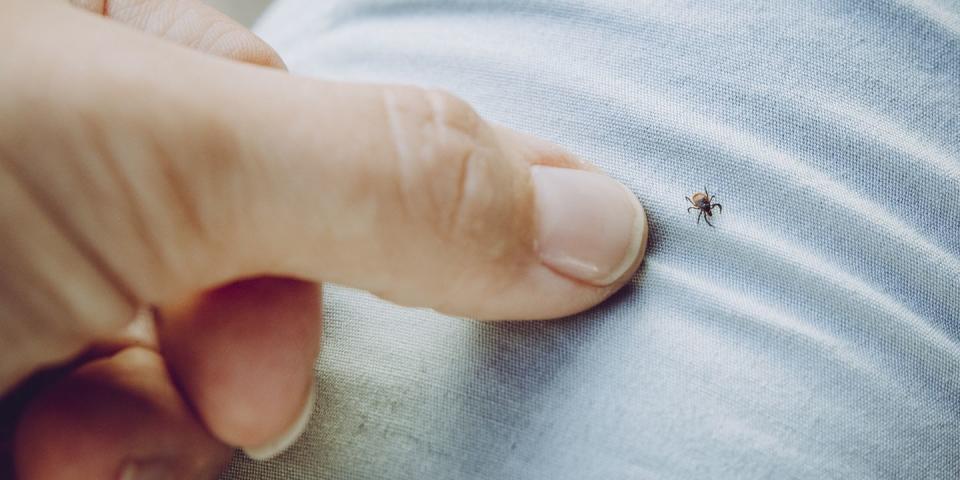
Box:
[687,206,697,213]
[713,203,722,213]
[703,214,714,227]
[686,196,694,206]
[704,187,709,198]
[697,211,702,225]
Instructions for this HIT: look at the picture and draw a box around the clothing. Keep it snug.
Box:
[224,1,960,478]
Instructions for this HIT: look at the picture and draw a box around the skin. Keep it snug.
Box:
[0,1,646,478]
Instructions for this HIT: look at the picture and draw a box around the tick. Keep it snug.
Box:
[686,187,722,227]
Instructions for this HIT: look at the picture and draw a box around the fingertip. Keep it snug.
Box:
[200,27,287,70]
[242,379,315,460]
[496,123,648,290]
[587,181,648,286]
[472,128,648,319]
[158,277,320,454]
[69,0,287,70]
[389,121,648,321]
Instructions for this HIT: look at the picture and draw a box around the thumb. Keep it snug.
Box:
[29,2,647,321]
[176,67,649,319]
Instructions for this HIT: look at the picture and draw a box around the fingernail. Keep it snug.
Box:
[242,380,316,461]
[531,166,647,286]
[118,460,175,480]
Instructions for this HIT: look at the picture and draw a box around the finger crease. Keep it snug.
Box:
[0,153,140,314]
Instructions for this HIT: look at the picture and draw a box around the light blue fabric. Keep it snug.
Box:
[224,1,960,478]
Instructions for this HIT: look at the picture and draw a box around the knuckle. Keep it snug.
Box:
[423,88,483,138]
[385,87,492,239]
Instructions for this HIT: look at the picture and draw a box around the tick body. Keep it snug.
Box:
[686,187,722,227]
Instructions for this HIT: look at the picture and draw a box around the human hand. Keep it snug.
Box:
[0,0,648,478]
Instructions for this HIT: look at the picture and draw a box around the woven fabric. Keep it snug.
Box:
[223,1,960,478]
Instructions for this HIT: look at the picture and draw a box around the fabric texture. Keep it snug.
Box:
[223,1,960,478]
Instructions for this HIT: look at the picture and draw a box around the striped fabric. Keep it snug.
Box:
[224,1,960,478]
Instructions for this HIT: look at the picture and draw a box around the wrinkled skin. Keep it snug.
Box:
[0,1,646,478]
